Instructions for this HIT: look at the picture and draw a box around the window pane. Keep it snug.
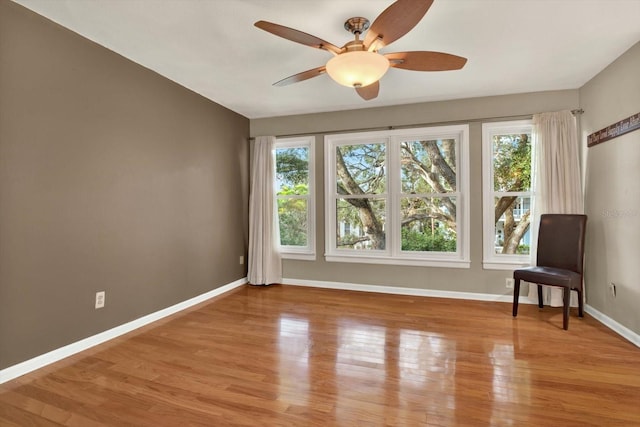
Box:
[336,143,386,194]
[275,147,308,195]
[400,139,456,194]
[400,197,457,252]
[492,134,531,192]
[278,198,308,246]
[336,198,386,250]
[493,196,531,254]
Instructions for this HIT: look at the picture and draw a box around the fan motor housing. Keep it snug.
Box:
[344,17,370,35]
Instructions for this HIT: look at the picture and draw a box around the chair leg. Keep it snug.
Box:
[563,287,571,330]
[513,279,521,317]
[537,285,544,308]
[577,289,584,317]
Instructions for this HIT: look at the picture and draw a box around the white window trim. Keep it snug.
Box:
[481,120,533,270]
[275,136,316,260]
[324,125,470,268]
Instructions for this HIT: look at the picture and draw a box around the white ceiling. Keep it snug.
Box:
[13,0,640,119]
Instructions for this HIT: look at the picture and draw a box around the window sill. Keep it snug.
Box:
[281,252,316,261]
[483,261,530,270]
[325,254,470,268]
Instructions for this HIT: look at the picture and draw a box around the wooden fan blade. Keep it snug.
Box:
[385,51,467,71]
[255,21,341,55]
[273,66,327,87]
[356,81,380,100]
[364,0,434,49]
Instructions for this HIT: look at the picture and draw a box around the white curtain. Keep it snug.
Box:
[528,110,584,306]
[247,136,282,285]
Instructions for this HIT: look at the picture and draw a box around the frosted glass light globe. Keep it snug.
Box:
[326,51,390,88]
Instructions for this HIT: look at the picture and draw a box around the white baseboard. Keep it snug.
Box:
[0,278,247,384]
[585,305,640,348]
[282,278,640,348]
[4,277,636,385]
[281,278,536,304]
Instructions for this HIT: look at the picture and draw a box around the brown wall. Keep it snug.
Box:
[580,42,640,334]
[0,0,250,368]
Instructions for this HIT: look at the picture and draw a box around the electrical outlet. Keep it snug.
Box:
[239,255,244,265]
[95,291,105,309]
[609,282,616,298]
[505,278,515,289]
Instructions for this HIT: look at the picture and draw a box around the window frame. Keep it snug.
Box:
[481,120,534,270]
[324,125,470,268]
[274,136,316,260]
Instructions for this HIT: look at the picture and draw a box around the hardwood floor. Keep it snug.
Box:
[1,284,640,426]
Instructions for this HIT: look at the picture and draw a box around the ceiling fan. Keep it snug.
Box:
[254,0,467,101]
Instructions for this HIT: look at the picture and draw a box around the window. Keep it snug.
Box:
[274,136,315,260]
[325,125,470,267]
[482,120,533,269]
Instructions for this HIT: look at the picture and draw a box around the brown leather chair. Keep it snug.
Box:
[512,214,587,330]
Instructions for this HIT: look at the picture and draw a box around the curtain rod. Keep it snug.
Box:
[250,109,584,140]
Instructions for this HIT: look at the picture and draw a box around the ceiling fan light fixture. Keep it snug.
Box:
[326,51,390,88]
[256,1,466,100]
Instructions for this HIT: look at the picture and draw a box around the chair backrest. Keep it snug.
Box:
[536,214,587,273]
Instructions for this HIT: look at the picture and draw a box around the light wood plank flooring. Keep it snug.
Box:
[1,284,640,426]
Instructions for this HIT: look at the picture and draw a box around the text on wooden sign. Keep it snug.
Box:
[587,112,640,147]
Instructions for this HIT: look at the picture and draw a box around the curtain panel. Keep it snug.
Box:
[247,136,282,285]
[528,110,584,306]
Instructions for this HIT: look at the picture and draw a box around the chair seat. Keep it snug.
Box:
[514,266,582,289]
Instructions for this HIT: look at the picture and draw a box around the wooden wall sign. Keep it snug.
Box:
[587,112,640,147]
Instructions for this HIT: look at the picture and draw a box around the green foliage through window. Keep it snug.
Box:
[275,144,311,249]
[334,138,459,252]
[483,123,534,259]
[401,228,457,252]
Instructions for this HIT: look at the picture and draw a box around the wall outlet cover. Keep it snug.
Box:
[95,291,105,309]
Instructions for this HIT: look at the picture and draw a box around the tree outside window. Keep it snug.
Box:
[482,121,533,268]
[335,142,386,250]
[325,125,470,267]
[274,136,315,259]
[400,139,457,253]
